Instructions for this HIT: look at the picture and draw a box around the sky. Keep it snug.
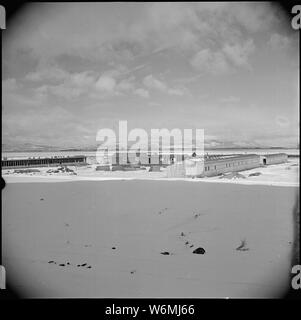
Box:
[2,2,299,149]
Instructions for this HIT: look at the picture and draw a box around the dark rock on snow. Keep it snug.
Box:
[192,247,206,254]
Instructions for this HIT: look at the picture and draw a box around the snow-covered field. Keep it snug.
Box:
[2,158,299,186]
[2,178,298,297]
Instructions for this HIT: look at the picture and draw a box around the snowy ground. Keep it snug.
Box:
[2,158,298,297]
[2,179,298,298]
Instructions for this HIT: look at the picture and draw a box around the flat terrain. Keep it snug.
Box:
[2,158,299,186]
[2,180,298,297]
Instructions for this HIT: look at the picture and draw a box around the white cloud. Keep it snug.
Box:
[143,74,187,96]
[2,3,298,148]
[230,3,278,33]
[4,2,281,68]
[24,64,97,100]
[116,76,135,92]
[69,72,95,87]
[2,78,18,91]
[268,33,291,50]
[95,75,116,92]
[191,39,254,74]
[190,49,210,70]
[222,39,254,67]
[167,88,185,96]
[28,70,97,100]
[25,65,69,82]
[191,49,230,75]
[101,65,129,79]
[148,101,161,107]
[134,88,149,98]
[143,74,167,91]
[219,96,241,103]
[49,85,84,99]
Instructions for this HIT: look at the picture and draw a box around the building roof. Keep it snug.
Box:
[2,155,86,161]
[263,153,287,158]
[204,153,260,163]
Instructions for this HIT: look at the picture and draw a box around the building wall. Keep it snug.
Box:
[104,152,186,166]
[166,155,261,178]
[262,153,288,165]
[184,159,204,177]
[166,162,186,178]
[2,157,86,169]
[202,155,261,177]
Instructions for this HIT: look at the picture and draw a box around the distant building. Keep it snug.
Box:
[166,162,186,178]
[201,154,260,177]
[166,153,288,178]
[184,159,204,177]
[1,155,87,169]
[260,153,288,165]
[107,150,185,167]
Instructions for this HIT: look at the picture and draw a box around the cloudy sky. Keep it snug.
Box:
[2,2,299,148]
